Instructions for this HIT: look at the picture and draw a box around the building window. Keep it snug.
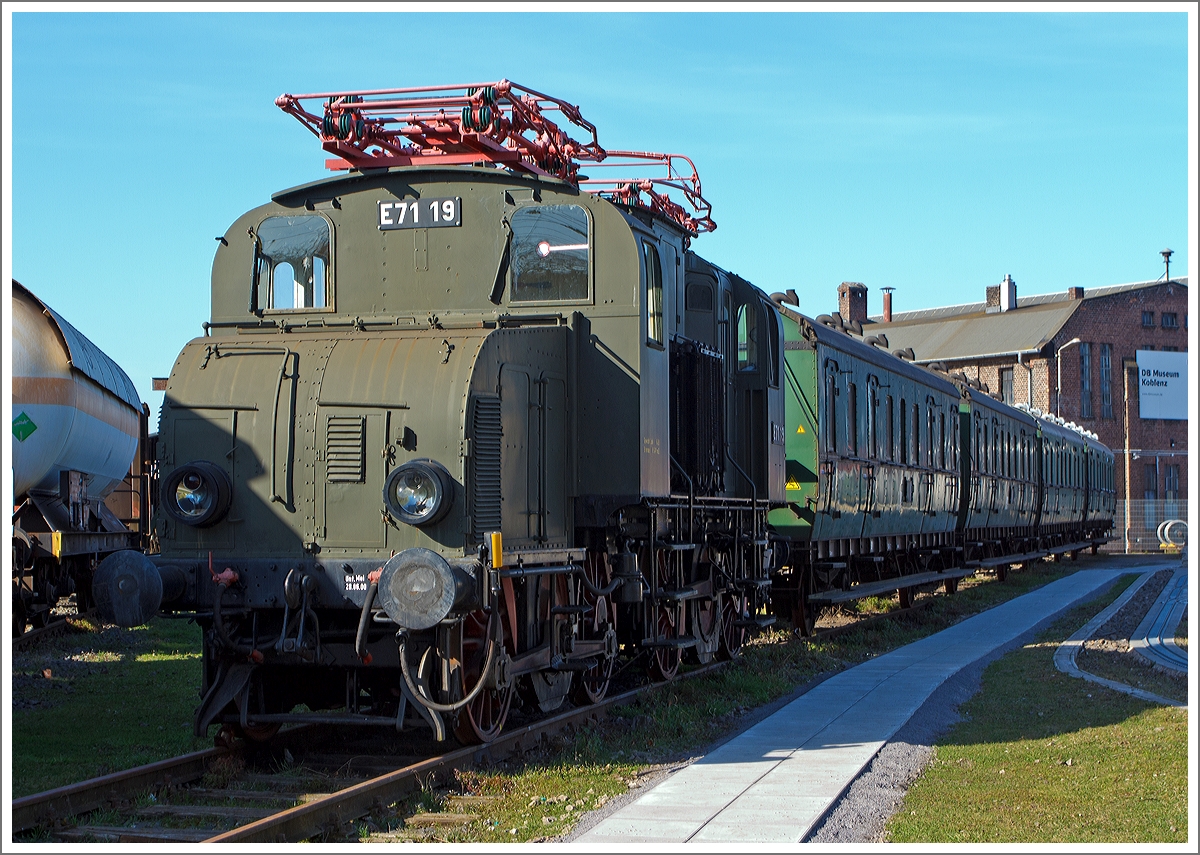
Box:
[1099,344,1112,419]
[1142,311,1155,327]
[1162,345,1179,352]
[1000,368,1014,405]
[1143,463,1158,531]
[1079,342,1092,419]
[1165,464,1180,519]
[1162,312,1178,329]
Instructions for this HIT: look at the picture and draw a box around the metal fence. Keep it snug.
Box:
[1100,500,1189,554]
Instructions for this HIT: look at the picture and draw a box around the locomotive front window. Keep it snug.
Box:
[511,205,590,303]
[254,215,331,311]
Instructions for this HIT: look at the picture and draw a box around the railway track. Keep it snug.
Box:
[12,610,96,652]
[13,662,725,843]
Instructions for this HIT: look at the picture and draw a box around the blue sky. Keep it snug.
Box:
[4,9,1194,427]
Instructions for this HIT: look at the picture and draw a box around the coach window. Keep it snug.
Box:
[907,403,916,470]
[939,411,947,470]
[253,215,331,312]
[824,362,839,454]
[925,400,936,468]
[511,205,591,303]
[885,395,895,462]
[867,379,880,459]
[643,241,664,346]
[847,383,859,457]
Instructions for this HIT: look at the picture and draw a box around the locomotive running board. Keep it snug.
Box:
[808,567,975,605]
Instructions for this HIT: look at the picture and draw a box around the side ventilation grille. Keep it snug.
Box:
[326,415,365,482]
[471,396,503,541]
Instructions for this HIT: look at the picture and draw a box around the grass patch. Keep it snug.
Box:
[1176,611,1187,651]
[886,582,1189,843]
[10,616,208,797]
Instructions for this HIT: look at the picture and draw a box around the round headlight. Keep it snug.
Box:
[383,459,454,527]
[162,461,232,527]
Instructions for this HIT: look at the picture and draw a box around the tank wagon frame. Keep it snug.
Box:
[11,280,153,635]
[90,80,1114,745]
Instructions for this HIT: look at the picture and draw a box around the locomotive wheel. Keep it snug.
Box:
[236,722,282,742]
[648,552,681,681]
[649,605,682,681]
[793,592,816,638]
[453,610,513,744]
[719,593,747,660]
[688,596,719,665]
[12,588,28,638]
[573,553,617,705]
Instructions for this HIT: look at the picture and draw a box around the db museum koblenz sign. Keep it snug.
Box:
[1135,350,1188,420]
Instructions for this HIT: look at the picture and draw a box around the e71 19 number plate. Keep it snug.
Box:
[378,197,461,230]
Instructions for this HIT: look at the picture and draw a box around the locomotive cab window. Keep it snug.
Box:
[644,241,664,346]
[253,215,331,311]
[736,302,757,370]
[511,205,590,303]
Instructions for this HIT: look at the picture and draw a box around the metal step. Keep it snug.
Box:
[639,635,698,649]
[654,587,700,603]
[734,615,776,629]
[551,604,592,615]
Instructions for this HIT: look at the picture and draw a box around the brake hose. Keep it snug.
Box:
[396,611,500,713]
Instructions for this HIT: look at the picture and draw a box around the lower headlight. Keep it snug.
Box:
[383,459,454,527]
[162,461,233,527]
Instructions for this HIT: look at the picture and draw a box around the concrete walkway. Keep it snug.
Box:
[576,565,1153,845]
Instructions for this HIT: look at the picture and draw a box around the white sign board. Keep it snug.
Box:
[1136,350,1188,420]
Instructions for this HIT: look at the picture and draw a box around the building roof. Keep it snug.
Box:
[866,277,1187,364]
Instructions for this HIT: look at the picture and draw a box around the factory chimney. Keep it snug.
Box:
[1000,274,1017,312]
[837,281,868,325]
[881,287,894,323]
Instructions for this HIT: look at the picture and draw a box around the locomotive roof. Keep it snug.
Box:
[270,163,573,205]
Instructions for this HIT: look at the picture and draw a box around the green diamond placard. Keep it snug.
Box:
[12,412,38,442]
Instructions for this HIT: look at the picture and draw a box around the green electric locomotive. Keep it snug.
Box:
[94,81,782,743]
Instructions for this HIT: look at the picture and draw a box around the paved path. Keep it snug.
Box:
[576,566,1149,845]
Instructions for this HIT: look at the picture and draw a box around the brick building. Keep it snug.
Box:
[833,276,1189,551]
